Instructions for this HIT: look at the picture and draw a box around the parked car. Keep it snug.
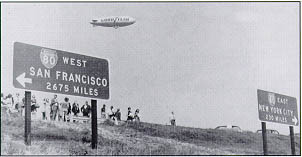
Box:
[215,125,242,132]
[294,133,300,137]
[256,129,279,135]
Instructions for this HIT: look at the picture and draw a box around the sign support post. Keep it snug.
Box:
[24,91,31,146]
[91,99,98,149]
[261,122,268,155]
[289,126,295,155]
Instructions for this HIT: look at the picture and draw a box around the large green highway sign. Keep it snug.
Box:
[257,89,298,126]
[13,42,109,99]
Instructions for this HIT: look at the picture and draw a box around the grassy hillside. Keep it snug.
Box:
[1,108,300,155]
[125,122,300,155]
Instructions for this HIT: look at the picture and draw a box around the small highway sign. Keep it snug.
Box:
[257,89,299,126]
[13,42,109,99]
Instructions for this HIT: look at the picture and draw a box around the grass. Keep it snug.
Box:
[1,107,300,155]
[123,121,300,155]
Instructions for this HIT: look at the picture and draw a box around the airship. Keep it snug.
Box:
[90,16,136,29]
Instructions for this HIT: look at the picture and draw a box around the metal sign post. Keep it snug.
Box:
[91,99,98,149]
[24,91,31,145]
[261,122,268,155]
[289,126,295,155]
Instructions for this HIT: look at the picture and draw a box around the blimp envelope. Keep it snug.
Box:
[90,16,135,28]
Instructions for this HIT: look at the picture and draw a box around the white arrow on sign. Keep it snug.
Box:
[16,72,32,88]
[292,116,298,125]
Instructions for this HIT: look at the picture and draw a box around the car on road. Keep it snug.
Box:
[256,129,279,135]
[215,125,242,132]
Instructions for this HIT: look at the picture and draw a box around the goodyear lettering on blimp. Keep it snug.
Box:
[100,17,130,22]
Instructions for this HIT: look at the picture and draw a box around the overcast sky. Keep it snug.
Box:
[1,2,300,134]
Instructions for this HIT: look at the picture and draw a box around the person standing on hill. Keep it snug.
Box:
[169,112,176,126]
[14,93,22,115]
[2,94,14,115]
[72,101,80,116]
[61,97,70,122]
[108,106,115,120]
[127,107,134,122]
[71,101,80,123]
[50,94,59,121]
[6,94,14,107]
[67,101,72,122]
[31,95,39,113]
[21,97,25,116]
[4,94,14,115]
[115,108,121,121]
[45,98,51,121]
[1,93,7,112]
[81,101,91,117]
[1,93,5,106]
[41,98,49,120]
[134,109,140,122]
[101,104,106,119]
[58,102,63,121]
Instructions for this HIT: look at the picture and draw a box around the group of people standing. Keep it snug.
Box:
[41,94,92,122]
[127,107,140,122]
[1,93,30,116]
[100,105,141,123]
[1,93,92,122]
[2,92,177,126]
